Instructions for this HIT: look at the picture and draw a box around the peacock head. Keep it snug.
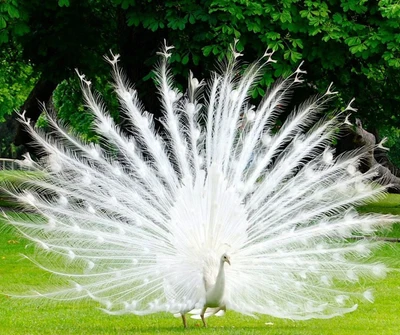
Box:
[221,253,231,265]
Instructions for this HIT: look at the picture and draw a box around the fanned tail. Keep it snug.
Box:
[2,43,397,322]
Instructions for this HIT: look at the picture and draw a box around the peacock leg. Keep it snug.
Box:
[181,314,187,328]
[200,307,207,327]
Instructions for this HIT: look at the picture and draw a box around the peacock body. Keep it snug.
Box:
[3,42,397,327]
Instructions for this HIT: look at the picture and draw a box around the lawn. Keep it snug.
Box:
[0,195,400,334]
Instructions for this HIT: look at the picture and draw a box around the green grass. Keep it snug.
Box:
[358,193,400,239]
[358,193,400,214]
[1,195,400,334]
[0,170,43,207]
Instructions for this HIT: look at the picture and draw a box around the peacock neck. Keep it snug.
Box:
[204,258,227,307]
[214,259,226,292]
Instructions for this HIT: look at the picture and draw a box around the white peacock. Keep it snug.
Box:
[3,41,396,328]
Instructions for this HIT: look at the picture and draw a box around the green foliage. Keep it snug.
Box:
[51,79,97,142]
[0,0,117,146]
[0,0,400,148]
[58,0,70,7]
[0,0,29,44]
[49,72,120,143]
[378,125,400,167]
[119,0,400,125]
[0,1,117,80]
[0,47,36,121]
[0,46,36,158]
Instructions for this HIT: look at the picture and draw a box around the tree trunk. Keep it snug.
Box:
[14,75,58,157]
[337,119,400,193]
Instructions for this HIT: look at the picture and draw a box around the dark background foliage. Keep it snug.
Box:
[0,0,399,163]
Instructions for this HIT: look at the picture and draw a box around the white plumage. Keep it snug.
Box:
[3,42,397,327]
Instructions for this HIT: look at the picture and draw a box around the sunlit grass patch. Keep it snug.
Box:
[0,194,400,334]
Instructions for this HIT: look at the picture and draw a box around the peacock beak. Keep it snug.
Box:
[226,258,231,265]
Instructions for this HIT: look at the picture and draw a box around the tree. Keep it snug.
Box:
[0,0,399,157]
[0,0,117,155]
[0,45,36,157]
